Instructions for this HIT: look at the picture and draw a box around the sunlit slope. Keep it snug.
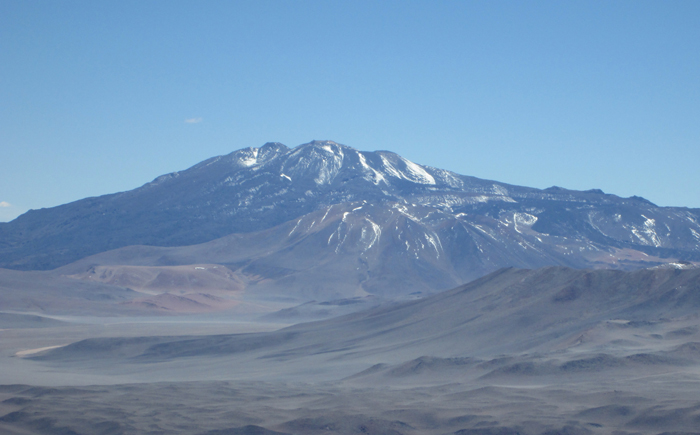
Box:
[2,140,699,273]
[36,267,700,369]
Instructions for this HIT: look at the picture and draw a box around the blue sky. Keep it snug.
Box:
[1,1,699,222]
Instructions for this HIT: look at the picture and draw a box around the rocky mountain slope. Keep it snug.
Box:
[57,198,696,303]
[2,140,700,286]
[34,266,700,375]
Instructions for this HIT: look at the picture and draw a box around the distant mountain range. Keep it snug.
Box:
[2,140,700,302]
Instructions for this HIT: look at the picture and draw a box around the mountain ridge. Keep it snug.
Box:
[2,140,699,275]
[34,266,700,365]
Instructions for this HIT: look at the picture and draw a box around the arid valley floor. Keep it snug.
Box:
[2,267,700,435]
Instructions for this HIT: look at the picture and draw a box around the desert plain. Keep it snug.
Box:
[1,266,700,435]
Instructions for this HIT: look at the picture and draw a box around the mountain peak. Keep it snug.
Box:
[2,141,700,272]
[293,140,352,155]
[260,142,288,149]
[225,142,289,168]
[305,139,342,146]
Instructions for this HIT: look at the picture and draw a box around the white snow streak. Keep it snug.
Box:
[358,153,387,185]
[512,212,538,234]
[240,148,259,167]
[320,206,332,223]
[401,157,436,185]
[392,203,422,222]
[288,218,302,236]
[640,215,662,247]
[691,228,700,242]
[362,218,382,251]
[380,155,436,185]
[424,232,442,257]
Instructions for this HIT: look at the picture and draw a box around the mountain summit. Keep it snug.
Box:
[1,141,699,286]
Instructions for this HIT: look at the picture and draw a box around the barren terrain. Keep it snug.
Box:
[1,267,700,434]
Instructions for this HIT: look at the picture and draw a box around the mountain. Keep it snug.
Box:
[54,198,695,304]
[34,266,700,372]
[2,141,700,296]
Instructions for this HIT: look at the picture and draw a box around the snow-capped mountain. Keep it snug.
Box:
[2,140,700,283]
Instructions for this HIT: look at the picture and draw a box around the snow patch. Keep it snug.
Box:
[491,185,509,196]
[401,157,436,185]
[288,218,303,236]
[641,215,662,247]
[380,155,436,185]
[392,204,422,222]
[314,152,344,185]
[514,212,538,226]
[239,148,260,167]
[358,153,387,185]
[512,212,538,234]
[424,232,442,257]
[361,218,382,251]
[691,228,700,242]
[320,206,332,223]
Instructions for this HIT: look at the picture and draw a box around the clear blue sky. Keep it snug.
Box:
[2,0,699,222]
